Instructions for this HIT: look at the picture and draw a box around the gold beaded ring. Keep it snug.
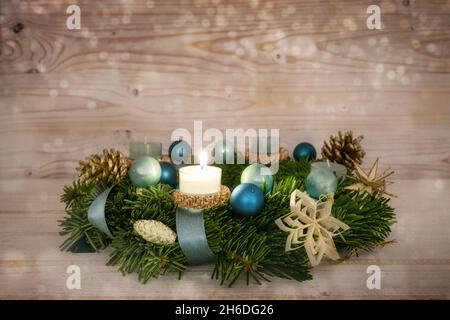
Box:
[172,185,231,210]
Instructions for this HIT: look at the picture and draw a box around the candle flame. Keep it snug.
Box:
[200,151,208,168]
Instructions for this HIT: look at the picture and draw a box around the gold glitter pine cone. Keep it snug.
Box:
[321,131,365,169]
[77,148,130,184]
[133,219,177,245]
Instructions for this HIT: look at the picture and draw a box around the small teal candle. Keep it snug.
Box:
[311,161,347,178]
[130,142,162,159]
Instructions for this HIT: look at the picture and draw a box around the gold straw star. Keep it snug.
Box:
[345,159,395,197]
[275,190,349,266]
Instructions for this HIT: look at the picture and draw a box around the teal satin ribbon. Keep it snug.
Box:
[88,186,113,237]
[176,207,215,265]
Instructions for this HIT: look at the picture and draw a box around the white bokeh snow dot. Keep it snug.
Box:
[380,36,389,45]
[53,138,63,146]
[49,89,58,97]
[39,192,49,202]
[111,17,120,25]
[426,43,437,53]
[401,76,411,85]
[372,80,381,89]
[387,70,396,80]
[59,80,69,88]
[376,64,384,73]
[89,38,98,47]
[37,63,46,73]
[368,37,377,47]
[235,47,245,56]
[201,19,210,28]
[353,78,362,86]
[396,65,406,75]
[224,86,233,96]
[122,15,131,24]
[87,100,97,109]
[434,179,445,190]
[99,52,108,60]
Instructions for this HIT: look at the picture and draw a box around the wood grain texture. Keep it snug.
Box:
[0,0,449,299]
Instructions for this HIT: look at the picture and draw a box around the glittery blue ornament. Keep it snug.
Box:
[169,139,191,164]
[293,142,317,161]
[306,168,337,199]
[129,156,161,187]
[230,183,264,217]
[159,161,177,187]
[240,163,274,193]
[213,139,235,164]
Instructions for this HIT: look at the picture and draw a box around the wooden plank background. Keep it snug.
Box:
[0,0,449,299]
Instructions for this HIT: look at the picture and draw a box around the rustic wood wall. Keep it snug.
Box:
[0,0,449,299]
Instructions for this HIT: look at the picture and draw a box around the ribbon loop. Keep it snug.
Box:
[176,207,215,265]
[88,186,113,237]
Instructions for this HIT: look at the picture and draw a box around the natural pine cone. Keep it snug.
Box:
[321,131,365,169]
[159,154,171,163]
[279,147,290,161]
[77,148,130,184]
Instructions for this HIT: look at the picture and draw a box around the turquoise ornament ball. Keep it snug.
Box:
[230,183,265,217]
[129,156,162,187]
[293,142,316,161]
[169,139,191,164]
[159,161,177,187]
[306,168,337,199]
[241,163,274,193]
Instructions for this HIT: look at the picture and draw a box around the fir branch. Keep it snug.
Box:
[60,179,95,209]
[107,181,176,232]
[216,163,247,189]
[333,190,396,255]
[107,228,187,283]
[58,181,111,251]
[275,159,310,188]
[261,231,312,282]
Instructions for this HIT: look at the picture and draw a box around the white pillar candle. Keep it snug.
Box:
[179,151,222,195]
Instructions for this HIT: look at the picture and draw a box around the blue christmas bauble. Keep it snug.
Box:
[240,163,274,194]
[159,161,177,187]
[230,183,264,217]
[293,142,317,161]
[169,139,191,164]
[306,168,337,199]
[129,156,161,187]
[213,139,235,164]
